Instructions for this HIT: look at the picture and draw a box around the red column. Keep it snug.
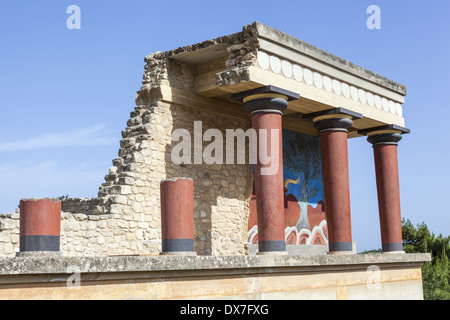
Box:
[160,177,196,255]
[368,132,404,253]
[232,86,300,254]
[251,110,286,254]
[314,115,355,254]
[19,198,61,254]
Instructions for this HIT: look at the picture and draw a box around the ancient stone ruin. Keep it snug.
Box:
[0,22,430,300]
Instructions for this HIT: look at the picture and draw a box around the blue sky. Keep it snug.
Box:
[0,1,449,252]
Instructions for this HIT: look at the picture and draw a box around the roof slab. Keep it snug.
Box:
[139,22,408,138]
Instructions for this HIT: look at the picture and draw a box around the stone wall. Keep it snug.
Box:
[0,24,261,257]
[166,104,252,255]
[0,212,19,256]
[0,100,253,257]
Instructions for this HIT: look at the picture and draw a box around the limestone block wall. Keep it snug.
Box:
[0,30,258,258]
[166,104,252,255]
[0,212,19,256]
[97,98,253,256]
[0,101,253,257]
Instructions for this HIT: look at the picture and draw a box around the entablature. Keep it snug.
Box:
[140,22,408,138]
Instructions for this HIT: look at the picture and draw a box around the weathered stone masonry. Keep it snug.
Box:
[0,28,257,257]
[0,105,253,257]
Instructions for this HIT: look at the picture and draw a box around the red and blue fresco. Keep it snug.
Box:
[247,129,328,246]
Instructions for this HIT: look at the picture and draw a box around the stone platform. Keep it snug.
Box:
[0,253,430,300]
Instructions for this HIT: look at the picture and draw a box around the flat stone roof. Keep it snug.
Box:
[252,22,406,96]
[164,21,406,96]
[141,22,409,136]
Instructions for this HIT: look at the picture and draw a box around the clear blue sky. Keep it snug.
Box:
[0,0,449,252]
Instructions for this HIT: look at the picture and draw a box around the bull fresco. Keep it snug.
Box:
[247,129,328,246]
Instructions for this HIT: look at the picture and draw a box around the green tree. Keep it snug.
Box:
[401,219,450,300]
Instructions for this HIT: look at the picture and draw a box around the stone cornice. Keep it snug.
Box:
[254,50,405,117]
[138,22,409,133]
[251,21,407,96]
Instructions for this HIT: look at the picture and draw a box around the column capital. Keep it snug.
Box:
[230,85,300,115]
[304,108,363,133]
[358,124,410,146]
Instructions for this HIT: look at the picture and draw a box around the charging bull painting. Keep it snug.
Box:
[247,129,328,246]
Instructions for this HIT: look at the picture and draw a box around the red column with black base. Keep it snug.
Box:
[19,198,61,255]
[160,177,196,255]
[368,132,405,253]
[231,86,300,255]
[313,115,355,254]
[251,110,286,254]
